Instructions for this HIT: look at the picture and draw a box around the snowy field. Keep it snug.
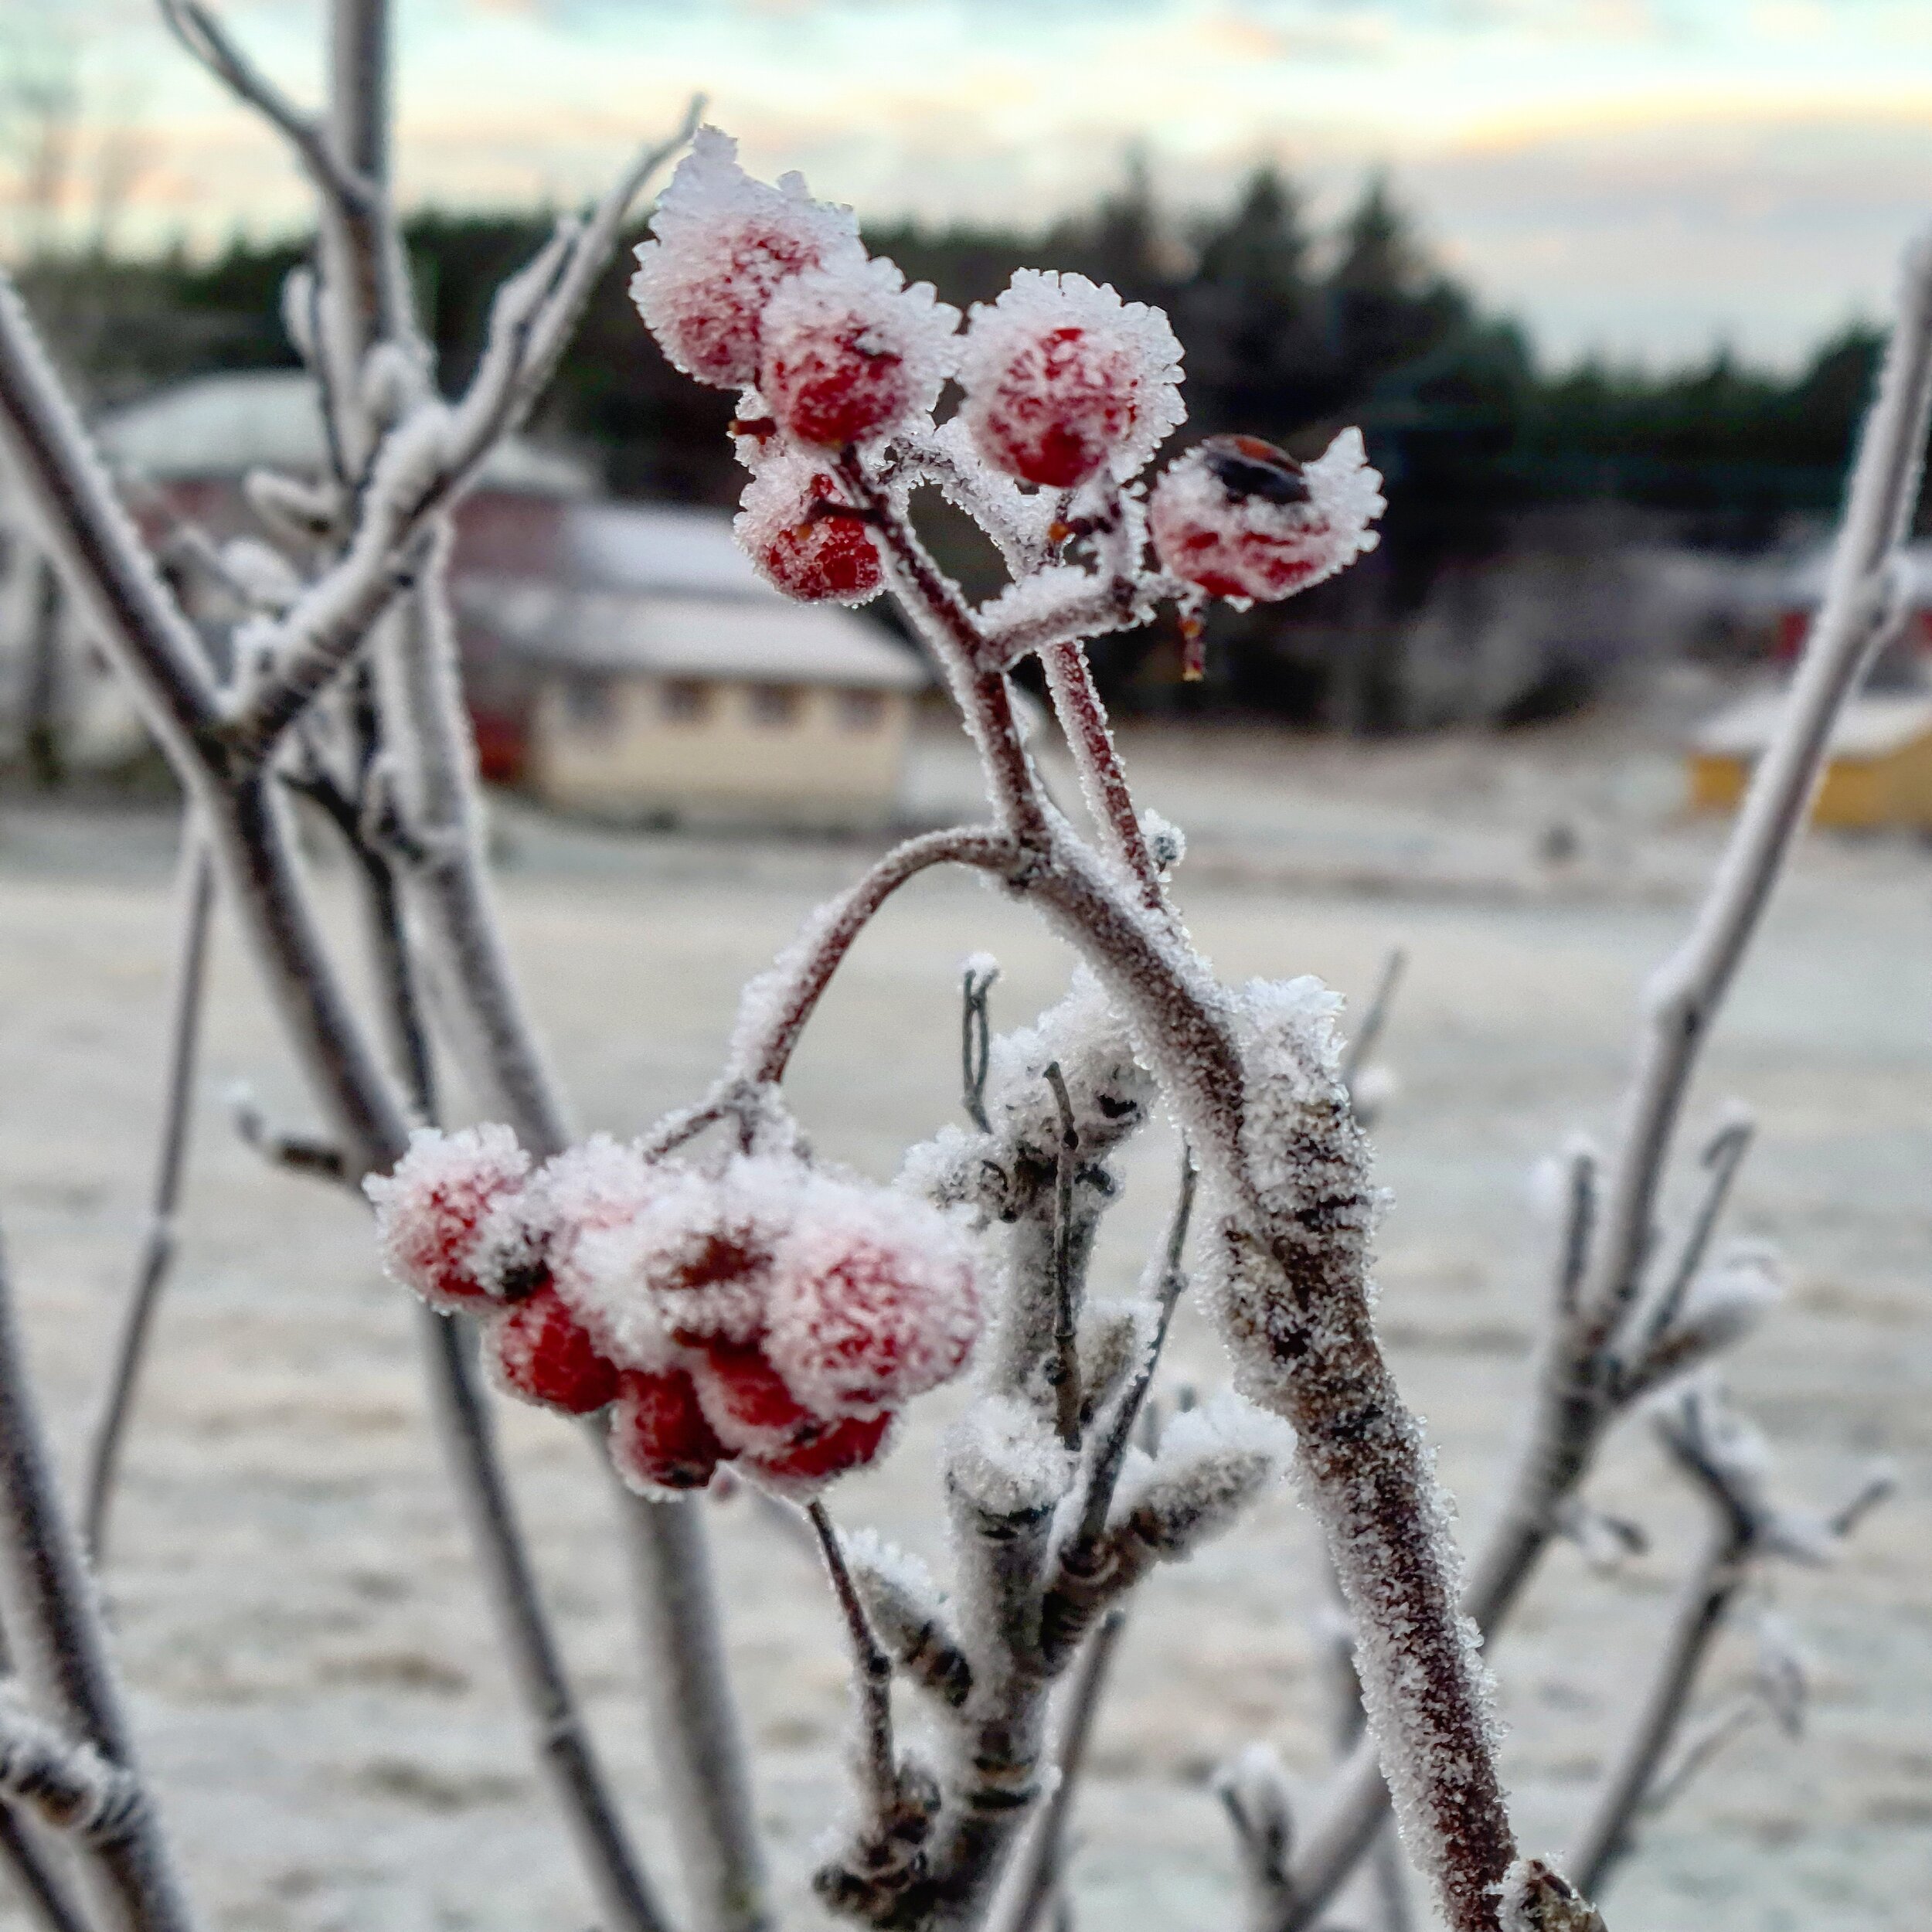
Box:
[0,710,1926,1932]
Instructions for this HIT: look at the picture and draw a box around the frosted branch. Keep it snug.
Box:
[728,826,1022,1086]
[809,1505,942,1921]
[987,1607,1128,1932]
[1566,1383,1889,1898]
[1268,232,1932,1930]
[0,1692,142,1842]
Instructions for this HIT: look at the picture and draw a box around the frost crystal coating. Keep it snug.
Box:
[630,126,865,389]
[957,269,1185,487]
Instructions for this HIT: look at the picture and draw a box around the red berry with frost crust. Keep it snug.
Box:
[610,1368,726,1494]
[735,457,882,605]
[763,1183,981,1420]
[690,1342,815,1454]
[364,1124,533,1310]
[758,259,957,451]
[630,128,866,390]
[959,270,1184,488]
[1149,429,1386,604]
[744,1411,895,1496]
[486,1287,620,1415]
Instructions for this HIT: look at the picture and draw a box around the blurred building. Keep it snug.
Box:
[1691,689,1932,830]
[0,370,928,824]
[458,502,928,829]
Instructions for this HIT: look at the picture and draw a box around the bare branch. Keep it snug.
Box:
[1338,947,1406,1095]
[729,825,1022,1087]
[961,958,998,1134]
[228,1088,349,1185]
[1267,234,1932,1930]
[156,1,376,219]
[1567,1384,1890,1899]
[1038,641,1165,910]
[83,832,216,1563]
[0,1229,200,1931]
[1579,236,1932,1349]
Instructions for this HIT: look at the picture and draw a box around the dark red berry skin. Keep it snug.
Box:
[759,512,880,604]
[747,1410,893,1488]
[691,1342,815,1450]
[487,1287,620,1415]
[610,1369,726,1492]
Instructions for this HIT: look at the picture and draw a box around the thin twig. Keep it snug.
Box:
[1074,1148,1196,1550]
[1043,1063,1083,1451]
[808,1504,899,1815]
[1634,1115,1755,1356]
[83,830,215,1564]
[961,961,998,1134]
[1338,947,1406,1093]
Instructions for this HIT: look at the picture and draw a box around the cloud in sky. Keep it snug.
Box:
[12,0,1932,366]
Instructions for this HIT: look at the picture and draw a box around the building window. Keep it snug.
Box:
[747,683,802,726]
[563,674,617,736]
[660,679,711,724]
[835,689,886,733]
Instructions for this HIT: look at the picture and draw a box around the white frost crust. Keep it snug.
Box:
[901,968,1153,1215]
[945,1394,1075,1518]
[363,1123,532,1304]
[1149,426,1385,607]
[628,125,866,389]
[1111,1390,1292,1553]
[763,1178,983,1417]
[757,255,960,449]
[733,450,885,606]
[957,268,1185,483]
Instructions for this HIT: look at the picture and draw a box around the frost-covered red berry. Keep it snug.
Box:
[735,454,883,605]
[757,258,957,451]
[689,1342,816,1454]
[959,270,1184,489]
[609,1368,727,1494]
[744,1411,895,1497]
[630,127,865,389]
[1149,428,1385,604]
[763,1185,980,1418]
[364,1124,533,1310]
[485,1287,621,1415]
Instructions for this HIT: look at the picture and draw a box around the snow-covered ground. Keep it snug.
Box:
[0,706,1925,1932]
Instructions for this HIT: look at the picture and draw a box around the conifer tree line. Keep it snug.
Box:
[15,160,1891,525]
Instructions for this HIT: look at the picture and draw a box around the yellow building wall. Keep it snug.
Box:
[1689,736,1932,828]
[531,675,914,827]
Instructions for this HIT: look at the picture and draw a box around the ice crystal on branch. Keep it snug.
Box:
[957,269,1184,487]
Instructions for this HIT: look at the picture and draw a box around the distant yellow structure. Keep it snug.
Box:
[1690,689,1932,828]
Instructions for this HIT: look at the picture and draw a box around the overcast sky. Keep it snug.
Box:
[12,1,1932,369]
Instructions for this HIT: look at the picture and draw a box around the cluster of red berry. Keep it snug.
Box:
[628,128,1384,616]
[366,1127,981,1498]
